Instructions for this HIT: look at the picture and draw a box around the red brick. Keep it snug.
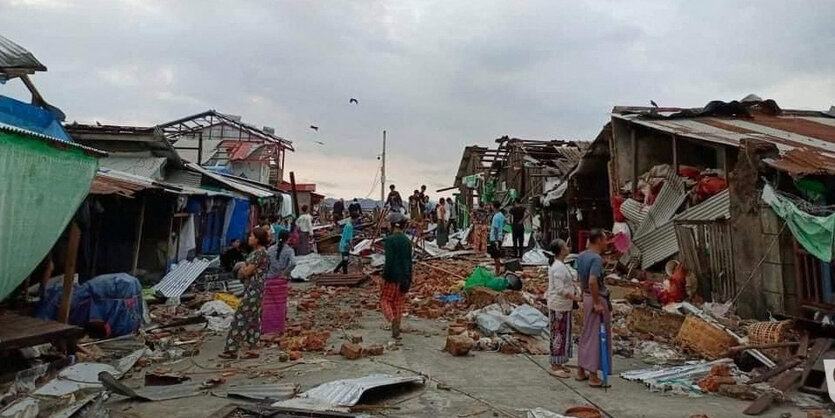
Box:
[364,344,384,356]
[444,335,475,356]
[340,343,363,360]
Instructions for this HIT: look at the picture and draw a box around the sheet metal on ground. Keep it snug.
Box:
[273,374,425,411]
[215,383,299,401]
[152,257,216,298]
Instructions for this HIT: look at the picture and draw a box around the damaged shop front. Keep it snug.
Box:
[608,96,835,321]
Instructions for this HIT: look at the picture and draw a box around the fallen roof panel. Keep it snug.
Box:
[0,34,46,73]
[152,257,215,298]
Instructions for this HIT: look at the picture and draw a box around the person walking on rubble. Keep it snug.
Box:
[295,205,313,256]
[446,197,457,233]
[219,227,271,359]
[436,198,449,247]
[576,229,612,388]
[488,201,506,275]
[380,213,413,339]
[333,199,345,224]
[546,239,579,378]
[386,184,404,214]
[333,211,359,274]
[261,229,295,337]
[470,202,489,253]
[509,199,528,258]
[409,190,421,221]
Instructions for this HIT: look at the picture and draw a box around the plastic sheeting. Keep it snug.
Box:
[762,184,835,262]
[35,273,143,337]
[0,129,98,301]
[0,96,71,141]
[223,198,250,245]
[290,253,340,281]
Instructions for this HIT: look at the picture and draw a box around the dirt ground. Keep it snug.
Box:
[108,282,812,418]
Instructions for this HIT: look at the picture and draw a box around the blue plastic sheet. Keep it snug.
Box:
[0,95,71,141]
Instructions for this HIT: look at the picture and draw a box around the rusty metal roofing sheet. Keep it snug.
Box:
[0,35,46,73]
[764,148,835,176]
[152,257,215,298]
[634,189,730,269]
[90,171,153,196]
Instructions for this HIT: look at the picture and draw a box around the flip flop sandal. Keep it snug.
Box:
[548,369,571,379]
[218,352,238,359]
[588,380,610,388]
[574,374,589,382]
[241,351,260,359]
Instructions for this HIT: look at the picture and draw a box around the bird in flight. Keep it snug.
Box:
[349,98,359,104]
[310,125,319,131]
[314,140,325,146]
[650,100,659,108]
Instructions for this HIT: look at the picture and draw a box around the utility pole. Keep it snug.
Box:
[380,130,386,206]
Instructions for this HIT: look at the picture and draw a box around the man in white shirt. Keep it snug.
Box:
[295,205,314,256]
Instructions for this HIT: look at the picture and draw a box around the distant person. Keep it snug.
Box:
[488,202,506,275]
[333,212,360,274]
[576,229,612,388]
[295,205,314,256]
[446,197,457,232]
[409,191,421,220]
[546,239,579,378]
[510,199,527,258]
[220,239,245,272]
[333,199,345,223]
[381,213,413,339]
[436,198,449,247]
[418,185,428,218]
[348,198,362,218]
[470,202,489,253]
[385,184,404,214]
[262,229,295,337]
[219,227,270,359]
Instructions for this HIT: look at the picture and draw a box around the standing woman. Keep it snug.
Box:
[295,205,314,256]
[220,227,271,359]
[436,199,448,247]
[546,239,578,378]
[261,229,295,338]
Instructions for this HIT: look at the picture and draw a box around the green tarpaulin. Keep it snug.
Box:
[0,129,98,301]
[762,184,835,262]
[463,266,508,291]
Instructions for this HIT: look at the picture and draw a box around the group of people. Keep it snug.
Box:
[218,209,312,359]
[545,230,612,388]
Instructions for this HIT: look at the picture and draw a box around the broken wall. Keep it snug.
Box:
[729,139,797,318]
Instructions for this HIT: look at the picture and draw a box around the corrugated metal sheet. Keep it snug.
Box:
[152,257,215,298]
[90,170,153,196]
[220,383,299,401]
[292,374,424,407]
[612,110,835,174]
[187,162,275,198]
[0,35,46,73]
[633,174,686,240]
[763,148,835,176]
[0,122,104,156]
[100,156,166,180]
[633,189,730,269]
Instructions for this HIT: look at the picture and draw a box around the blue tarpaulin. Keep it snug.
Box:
[35,273,143,337]
[224,198,250,244]
[0,95,71,141]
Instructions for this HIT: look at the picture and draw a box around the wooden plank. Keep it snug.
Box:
[800,338,832,386]
[747,358,802,384]
[0,314,83,351]
[58,222,81,323]
[132,196,146,276]
[743,370,802,415]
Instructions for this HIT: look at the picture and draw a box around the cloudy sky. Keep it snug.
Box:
[2,0,834,198]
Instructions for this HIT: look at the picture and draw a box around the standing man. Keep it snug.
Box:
[418,185,428,218]
[576,229,612,388]
[446,197,457,233]
[509,199,528,258]
[295,205,314,256]
[333,212,359,274]
[409,190,421,221]
[348,198,362,218]
[488,201,506,275]
[333,199,345,224]
[385,184,404,214]
[381,213,413,339]
[469,202,489,253]
[436,198,449,247]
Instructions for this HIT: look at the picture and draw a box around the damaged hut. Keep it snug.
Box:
[607,96,835,321]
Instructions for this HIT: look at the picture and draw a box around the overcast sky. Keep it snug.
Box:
[2,0,834,199]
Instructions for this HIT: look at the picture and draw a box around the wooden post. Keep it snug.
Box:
[289,171,300,217]
[672,134,679,173]
[131,196,146,276]
[58,222,81,323]
[630,127,638,193]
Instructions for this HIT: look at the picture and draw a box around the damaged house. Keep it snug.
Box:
[607,96,835,320]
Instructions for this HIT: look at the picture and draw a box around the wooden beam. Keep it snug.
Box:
[630,127,638,193]
[672,133,679,173]
[58,222,81,323]
[290,171,300,217]
[131,196,146,276]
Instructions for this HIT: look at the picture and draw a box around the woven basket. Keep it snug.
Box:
[675,315,737,359]
[747,320,793,360]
